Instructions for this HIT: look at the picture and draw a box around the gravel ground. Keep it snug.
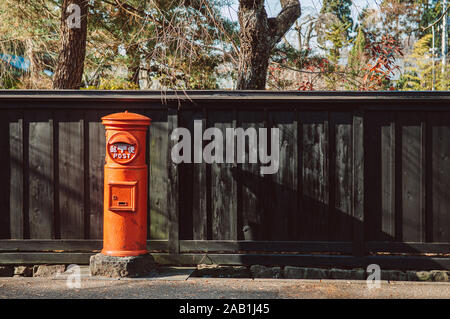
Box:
[0,277,449,299]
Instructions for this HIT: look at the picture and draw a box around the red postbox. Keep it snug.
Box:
[101,111,151,257]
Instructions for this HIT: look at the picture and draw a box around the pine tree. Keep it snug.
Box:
[397,33,449,90]
[348,27,366,69]
[320,0,353,38]
[317,0,353,65]
[53,0,88,89]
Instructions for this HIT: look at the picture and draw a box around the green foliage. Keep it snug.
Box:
[317,0,353,65]
[84,78,139,90]
[325,21,352,64]
[320,0,353,35]
[417,0,443,38]
[0,64,22,89]
[348,27,367,70]
[397,34,449,90]
[0,0,60,88]
[343,27,368,89]
[396,70,421,90]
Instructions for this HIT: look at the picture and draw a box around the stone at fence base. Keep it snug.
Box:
[90,253,156,278]
[405,270,450,282]
[250,265,282,278]
[33,265,66,277]
[14,266,33,277]
[0,266,14,277]
[195,264,250,278]
[414,271,434,282]
[407,271,419,281]
[381,270,408,281]
[283,266,329,279]
[192,265,450,282]
[353,268,366,280]
[329,268,365,280]
[431,270,449,282]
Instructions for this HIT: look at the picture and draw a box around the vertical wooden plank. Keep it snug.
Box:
[324,114,330,240]
[206,110,213,241]
[421,120,428,243]
[88,111,105,239]
[83,113,90,239]
[328,113,336,241]
[425,114,433,243]
[364,112,381,241]
[239,111,264,240]
[332,112,353,241]
[296,109,303,242]
[168,108,179,253]
[9,116,23,239]
[28,114,54,239]
[177,111,194,240]
[381,116,395,240]
[301,112,329,240]
[401,113,424,242]
[59,115,84,239]
[148,111,169,240]
[260,108,271,241]
[0,113,10,239]
[431,113,450,243]
[394,113,403,241]
[353,110,364,257]
[53,117,60,239]
[210,111,238,240]
[192,110,208,240]
[366,112,397,242]
[268,111,297,240]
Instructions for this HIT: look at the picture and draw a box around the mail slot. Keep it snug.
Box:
[101,111,151,257]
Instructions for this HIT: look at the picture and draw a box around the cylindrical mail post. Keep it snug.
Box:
[101,111,151,257]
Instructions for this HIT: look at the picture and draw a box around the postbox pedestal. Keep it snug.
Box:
[90,253,155,278]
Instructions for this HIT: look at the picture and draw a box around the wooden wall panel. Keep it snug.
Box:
[209,111,238,240]
[300,112,329,240]
[148,111,169,240]
[28,114,54,239]
[88,111,106,239]
[431,113,450,243]
[9,116,23,239]
[58,114,84,239]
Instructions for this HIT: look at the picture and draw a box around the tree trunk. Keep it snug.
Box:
[53,0,88,89]
[237,0,301,89]
[128,44,141,87]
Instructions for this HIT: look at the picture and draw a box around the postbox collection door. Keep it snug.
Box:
[108,181,137,212]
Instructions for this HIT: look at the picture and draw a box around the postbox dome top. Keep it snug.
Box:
[102,111,151,127]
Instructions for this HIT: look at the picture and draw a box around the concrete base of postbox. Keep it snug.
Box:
[89,253,156,278]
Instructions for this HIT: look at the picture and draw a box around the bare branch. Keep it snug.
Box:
[268,0,301,46]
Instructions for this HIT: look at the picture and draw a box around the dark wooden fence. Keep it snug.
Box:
[0,91,449,270]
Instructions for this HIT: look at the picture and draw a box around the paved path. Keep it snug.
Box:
[1,277,449,299]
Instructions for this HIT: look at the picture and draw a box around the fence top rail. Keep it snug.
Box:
[0,90,449,100]
[0,90,449,110]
